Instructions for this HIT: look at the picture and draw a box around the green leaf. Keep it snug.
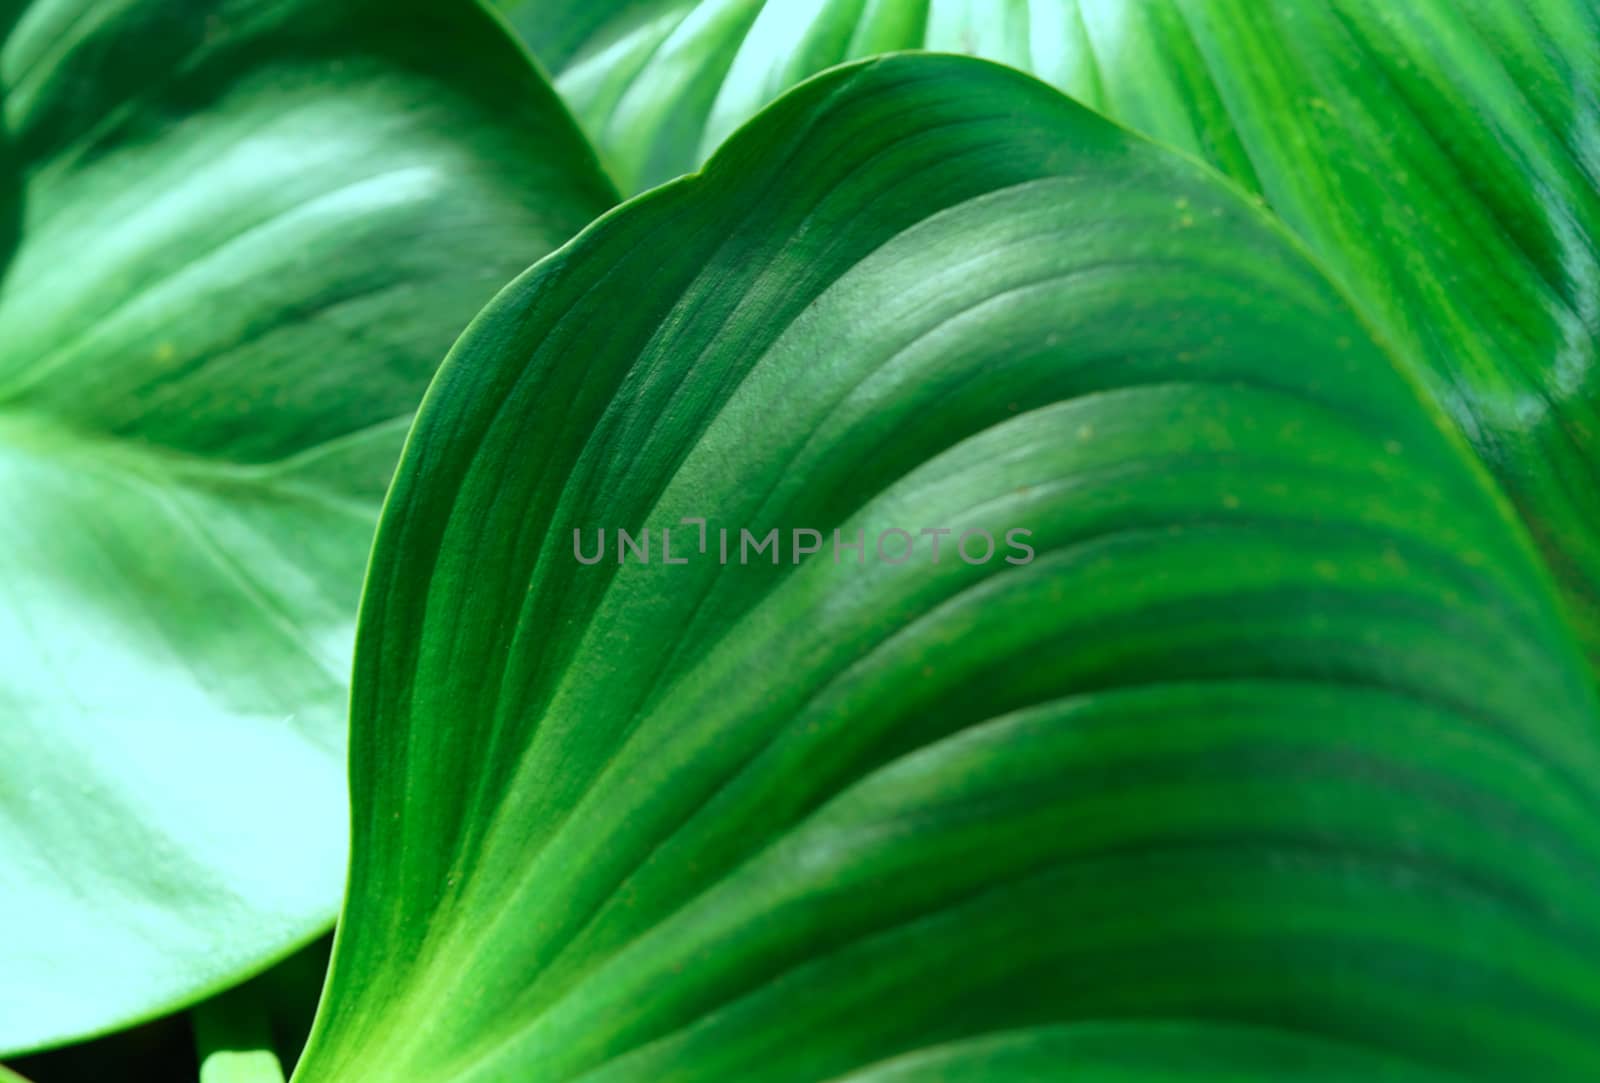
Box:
[0,0,614,1055]
[827,1025,1469,1082]
[506,0,1600,673]
[293,55,1600,1083]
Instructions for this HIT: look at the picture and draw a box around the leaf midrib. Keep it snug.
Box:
[0,405,389,519]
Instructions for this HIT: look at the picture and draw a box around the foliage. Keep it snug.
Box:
[4,2,1598,1081]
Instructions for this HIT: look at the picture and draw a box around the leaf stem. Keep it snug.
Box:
[192,985,286,1083]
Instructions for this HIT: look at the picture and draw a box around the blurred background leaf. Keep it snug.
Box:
[0,0,613,1055]
[4,934,328,1083]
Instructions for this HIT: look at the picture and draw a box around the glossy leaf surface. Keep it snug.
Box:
[0,0,614,1053]
[506,0,1600,670]
[296,56,1600,1083]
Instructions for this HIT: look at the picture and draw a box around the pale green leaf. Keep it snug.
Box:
[0,0,614,1053]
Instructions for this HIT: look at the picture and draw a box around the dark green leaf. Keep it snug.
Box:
[828,1025,1468,1082]
[506,0,1600,672]
[294,55,1600,1082]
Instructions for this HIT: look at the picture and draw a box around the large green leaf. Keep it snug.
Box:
[505,0,1600,673]
[293,56,1600,1082]
[0,0,614,1054]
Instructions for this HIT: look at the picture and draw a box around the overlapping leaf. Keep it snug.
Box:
[294,56,1600,1083]
[0,0,614,1053]
[505,0,1600,673]
[498,0,1100,195]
